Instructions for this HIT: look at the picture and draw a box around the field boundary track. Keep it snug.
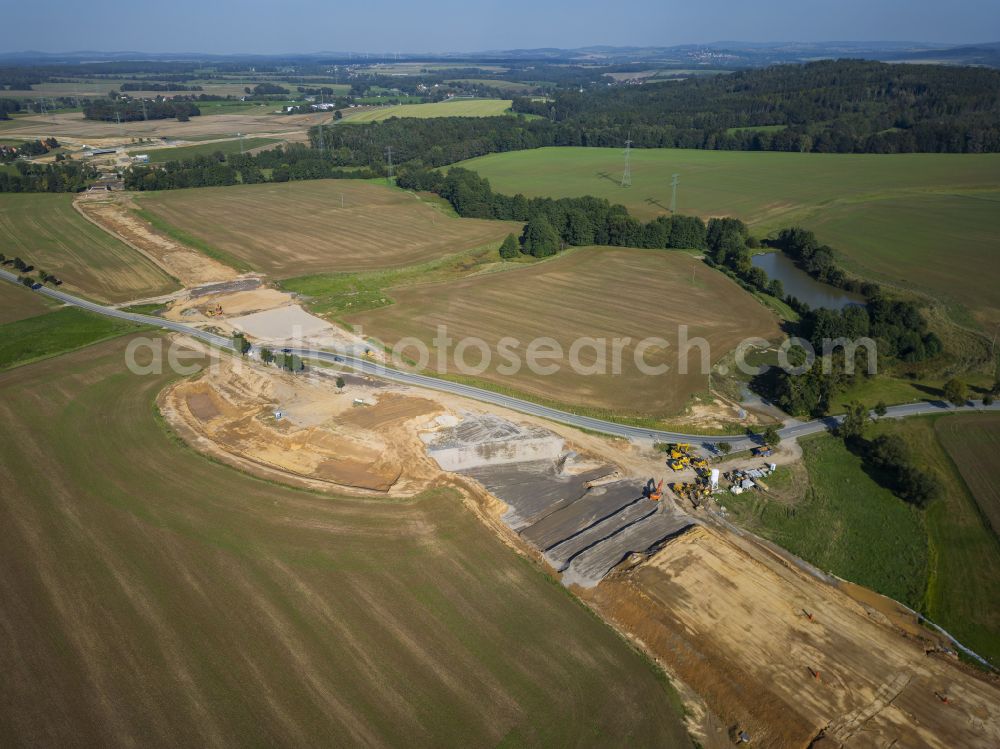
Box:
[4,268,999,450]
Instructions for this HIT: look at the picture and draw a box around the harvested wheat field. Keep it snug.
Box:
[0,281,56,324]
[0,336,692,747]
[0,193,178,303]
[137,180,521,278]
[0,111,329,146]
[351,247,782,419]
[586,525,1000,749]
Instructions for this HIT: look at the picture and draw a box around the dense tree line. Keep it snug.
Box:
[246,83,289,96]
[762,294,943,418]
[312,116,559,170]
[0,98,22,119]
[397,164,710,256]
[0,138,60,162]
[767,227,882,296]
[123,144,377,190]
[83,98,201,122]
[120,82,204,92]
[0,159,96,192]
[512,59,1000,153]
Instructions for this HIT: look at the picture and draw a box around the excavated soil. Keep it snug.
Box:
[161,352,443,495]
[584,525,1000,749]
[74,193,240,286]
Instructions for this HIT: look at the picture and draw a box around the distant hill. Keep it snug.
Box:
[0,41,997,68]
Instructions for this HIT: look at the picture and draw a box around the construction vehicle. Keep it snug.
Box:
[205,304,223,317]
[668,459,686,472]
[643,478,663,501]
[753,446,773,458]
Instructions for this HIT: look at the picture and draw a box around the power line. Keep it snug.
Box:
[386,145,394,182]
[621,133,632,187]
[670,173,680,213]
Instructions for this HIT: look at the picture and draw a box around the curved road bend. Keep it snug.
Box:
[3,269,997,451]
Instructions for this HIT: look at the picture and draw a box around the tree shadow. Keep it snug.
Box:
[911,382,944,398]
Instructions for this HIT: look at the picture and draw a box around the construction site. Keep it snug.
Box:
[154,346,1000,748]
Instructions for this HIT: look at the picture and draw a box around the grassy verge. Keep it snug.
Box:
[0,307,148,371]
[120,303,164,315]
[132,205,252,272]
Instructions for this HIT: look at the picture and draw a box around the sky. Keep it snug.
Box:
[2,0,997,54]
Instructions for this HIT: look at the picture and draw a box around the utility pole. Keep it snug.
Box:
[141,98,148,122]
[621,133,632,187]
[670,173,680,213]
[386,144,394,183]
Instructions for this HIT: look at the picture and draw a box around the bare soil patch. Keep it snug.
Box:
[585,524,1000,749]
[74,193,240,286]
[162,352,443,494]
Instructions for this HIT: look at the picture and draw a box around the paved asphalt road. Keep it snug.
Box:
[3,269,997,451]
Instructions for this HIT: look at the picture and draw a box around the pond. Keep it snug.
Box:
[751,252,866,310]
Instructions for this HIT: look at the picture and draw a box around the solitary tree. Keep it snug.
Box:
[716,441,732,456]
[762,425,781,447]
[838,400,869,442]
[232,332,251,355]
[942,378,968,407]
[984,393,995,406]
[336,376,346,390]
[260,347,274,364]
[873,401,888,419]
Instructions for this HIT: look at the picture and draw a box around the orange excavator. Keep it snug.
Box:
[644,478,664,501]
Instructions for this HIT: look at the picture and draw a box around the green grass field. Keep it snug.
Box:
[0,336,691,747]
[874,417,1000,666]
[805,191,1000,327]
[142,137,280,163]
[0,306,144,370]
[725,434,929,608]
[458,147,1000,326]
[0,194,178,303]
[728,421,1000,666]
[341,98,513,122]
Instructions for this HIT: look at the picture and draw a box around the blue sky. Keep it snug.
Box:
[2,0,996,54]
